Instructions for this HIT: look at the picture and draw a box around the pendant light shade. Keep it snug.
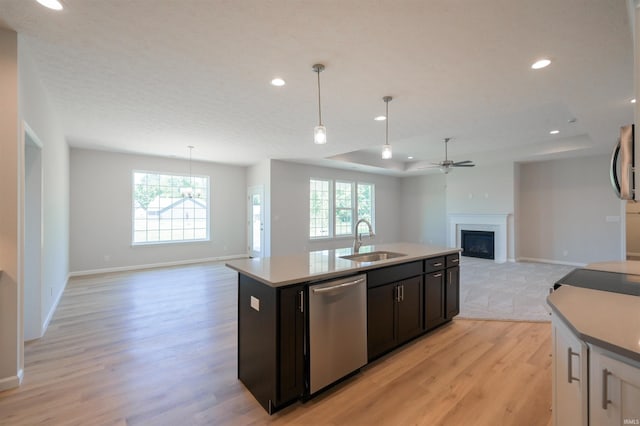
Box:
[381,96,393,159]
[312,64,327,144]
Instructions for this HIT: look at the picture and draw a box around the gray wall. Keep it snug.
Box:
[70,148,247,273]
[19,41,70,338]
[518,155,624,264]
[0,27,19,391]
[399,163,516,259]
[399,173,447,246]
[269,160,402,256]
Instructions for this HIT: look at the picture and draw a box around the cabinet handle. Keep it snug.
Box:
[450,258,459,263]
[400,284,404,302]
[602,368,612,410]
[433,273,443,278]
[567,348,580,383]
[433,262,443,267]
[394,285,400,302]
[299,290,304,313]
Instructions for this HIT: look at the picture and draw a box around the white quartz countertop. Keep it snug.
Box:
[584,260,640,275]
[547,285,640,362]
[225,242,460,287]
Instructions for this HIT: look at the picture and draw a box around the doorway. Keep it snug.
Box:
[23,124,43,341]
[247,185,264,258]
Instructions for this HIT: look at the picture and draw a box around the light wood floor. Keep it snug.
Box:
[0,263,553,425]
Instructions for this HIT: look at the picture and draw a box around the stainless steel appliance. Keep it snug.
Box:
[610,124,635,200]
[308,274,367,394]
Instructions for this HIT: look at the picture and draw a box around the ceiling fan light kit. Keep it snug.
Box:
[428,137,476,173]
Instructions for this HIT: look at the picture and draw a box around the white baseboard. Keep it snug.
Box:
[41,274,69,336]
[517,257,586,267]
[68,254,250,277]
[0,369,23,391]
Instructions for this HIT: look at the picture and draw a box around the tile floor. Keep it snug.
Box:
[459,257,576,321]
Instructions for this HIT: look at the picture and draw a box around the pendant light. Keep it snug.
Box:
[381,96,393,159]
[180,145,195,198]
[312,64,327,144]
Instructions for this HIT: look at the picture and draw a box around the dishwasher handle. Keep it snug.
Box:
[312,277,365,294]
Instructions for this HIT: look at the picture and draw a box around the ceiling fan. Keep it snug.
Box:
[426,137,476,173]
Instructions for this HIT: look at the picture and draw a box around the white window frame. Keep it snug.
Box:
[132,170,210,246]
[309,178,375,240]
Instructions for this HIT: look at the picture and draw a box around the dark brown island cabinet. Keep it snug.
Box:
[236,252,460,414]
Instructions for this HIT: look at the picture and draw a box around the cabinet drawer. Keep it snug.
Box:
[446,253,460,268]
[367,261,422,288]
[424,257,445,273]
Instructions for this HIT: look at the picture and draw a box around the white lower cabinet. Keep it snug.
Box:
[552,316,588,426]
[588,346,640,426]
[552,313,640,426]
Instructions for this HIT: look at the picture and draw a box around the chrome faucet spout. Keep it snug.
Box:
[353,218,375,253]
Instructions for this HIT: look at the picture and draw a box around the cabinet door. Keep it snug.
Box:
[424,271,446,330]
[278,285,305,404]
[589,346,640,426]
[396,276,423,344]
[551,315,588,426]
[367,283,397,360]
[445,266,460,319]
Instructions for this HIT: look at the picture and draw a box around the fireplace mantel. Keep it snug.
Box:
[448,213,510,263]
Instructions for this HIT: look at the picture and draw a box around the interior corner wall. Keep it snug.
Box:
[18,39,70,338]
[269,160,401,257]
[247,160,271,256]
[518,155,624,264]
[399,174,447,246]
[69,148,247,274]
[445,163,516,260]
[0,27,20,391]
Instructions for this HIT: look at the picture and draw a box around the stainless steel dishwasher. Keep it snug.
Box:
[308,274,368,394]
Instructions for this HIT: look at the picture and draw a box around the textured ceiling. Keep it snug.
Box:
[0,0,635,174]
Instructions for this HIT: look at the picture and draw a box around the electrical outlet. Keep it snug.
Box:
[104,254,111,262]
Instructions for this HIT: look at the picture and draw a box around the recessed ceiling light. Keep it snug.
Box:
[36,0,63,10]
[374,115,386,121]
[632,98,636,104]
[550,130,560,135]
[531,59,551,69]
[408,156,414,160]
[270,78,285,87]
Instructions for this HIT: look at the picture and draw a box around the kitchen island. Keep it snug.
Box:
[226,243,461,414]
[547,271,640,425]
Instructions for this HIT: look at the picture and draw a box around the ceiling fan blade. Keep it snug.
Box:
[453,163,475,167]
[452,160,473,165]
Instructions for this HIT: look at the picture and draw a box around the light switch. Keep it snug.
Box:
[250,296,260,311]
[605,215,621,222]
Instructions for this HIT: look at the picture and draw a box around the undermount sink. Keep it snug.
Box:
[340,251,407,262]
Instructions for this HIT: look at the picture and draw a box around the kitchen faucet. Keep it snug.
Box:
[353,218,375,253]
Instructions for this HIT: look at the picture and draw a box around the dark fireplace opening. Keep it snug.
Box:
[461,230,495,260]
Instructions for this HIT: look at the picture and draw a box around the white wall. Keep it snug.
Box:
[19,40,70,339]
[518,155,624,264]
[269,160,401,256]
[0,27,20,391]
[69,148,247,273]
[399,173,447,246]
[400,163,516,259]
[445,163,516,260]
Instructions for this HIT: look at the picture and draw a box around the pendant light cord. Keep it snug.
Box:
[316,68,323,126]
[385,99,389,146]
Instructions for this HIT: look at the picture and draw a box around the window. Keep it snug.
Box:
[309,178,375,239]
[133,171,209,244]
[310,179,330,238]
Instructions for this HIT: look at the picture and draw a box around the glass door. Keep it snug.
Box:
[248,185,264,258]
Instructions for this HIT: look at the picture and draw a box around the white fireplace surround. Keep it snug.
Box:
[448,214,510,263]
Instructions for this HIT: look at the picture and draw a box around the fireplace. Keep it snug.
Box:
[461,230,495,260]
